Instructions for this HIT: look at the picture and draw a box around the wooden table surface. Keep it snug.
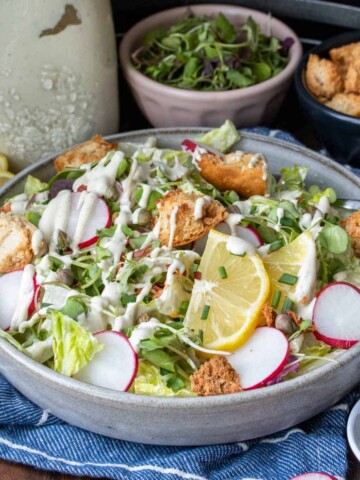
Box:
[0,453,358,479]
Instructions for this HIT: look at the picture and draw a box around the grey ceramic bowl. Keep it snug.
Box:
[119,4,302,128]
[1,129,360,446]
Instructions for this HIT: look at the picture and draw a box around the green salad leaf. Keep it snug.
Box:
[24,175,48,194]
[196,120,240,153]
[52,312,103,376]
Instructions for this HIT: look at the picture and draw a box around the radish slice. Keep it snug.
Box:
[181,139,223,157]
[73,331,138,392]
[193,222,262,255]
[290,473,337,480]
[68,192,111,249]
[0,270,36,330]
[228,327,290,390]
[313,282,360,349]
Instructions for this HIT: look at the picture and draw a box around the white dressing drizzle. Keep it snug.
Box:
[129,318,161,352]
[31,229,44,256]
[10,264,35,330]
[226,236,256,256]
[168,206,179,248]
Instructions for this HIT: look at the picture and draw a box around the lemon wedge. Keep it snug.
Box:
[0,170,14,187]
[263,231,317,308]
[184,230,270,351]
[0,153,9,172]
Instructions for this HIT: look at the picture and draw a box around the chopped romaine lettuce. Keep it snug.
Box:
[24,175,48,194]
[195,120,241,153]
[52,312,103,376]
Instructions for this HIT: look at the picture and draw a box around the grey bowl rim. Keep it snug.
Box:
[295,29,360,124]
[1,127,360,409]
[119,3,303,99]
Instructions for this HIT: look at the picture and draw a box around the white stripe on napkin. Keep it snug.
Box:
[260,428,305,444]
[0,436,207,480]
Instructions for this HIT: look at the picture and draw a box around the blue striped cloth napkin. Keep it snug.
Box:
[0,128,357,480]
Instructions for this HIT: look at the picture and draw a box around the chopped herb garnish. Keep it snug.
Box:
[201,304,210,320]
[218,266,227,279]
[271,290,281,309]
[278,273,298,285]
[269,240,283,252]
[281,296,294,313]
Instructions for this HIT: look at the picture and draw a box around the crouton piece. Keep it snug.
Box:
[329,42,360,74]
[0,213,40,273]
[325,93,360,118]
[262,303,276,327]
[341,211,360,257]
[157,190,227,247]
[197,151,268,198]
[190,356,242,396]
[305,54,343,100]
[344,57,360,94]
[54,135,117,172]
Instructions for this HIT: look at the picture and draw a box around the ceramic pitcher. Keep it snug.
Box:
[0,0,119,171]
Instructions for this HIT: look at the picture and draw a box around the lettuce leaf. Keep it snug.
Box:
[195,120,241,153]
[278,166,308,191]
[131,360,195,397]
[24,175,48,194]
[52,311,103,376]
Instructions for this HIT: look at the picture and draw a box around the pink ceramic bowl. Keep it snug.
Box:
[119,4,302,128]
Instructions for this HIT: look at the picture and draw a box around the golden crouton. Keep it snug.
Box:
[344,57,360,94]
[329,42,360,73]
[0,213,39,273]
[340,211,360,257]
[325,93,360,118]
[190,356,242,396]
[54,135,117,172]
[305,54,343,100]
[197,151,268,198]
[156,190,226,247]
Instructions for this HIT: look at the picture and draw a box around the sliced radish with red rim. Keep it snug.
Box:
[0,270,37,330]
[313,282,360,349]
[228,327,290,390]
[73,331,138,392]
[181,139,223,157]
[68,192,111,249]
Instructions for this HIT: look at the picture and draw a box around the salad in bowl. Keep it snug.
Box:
[0,121,359,398]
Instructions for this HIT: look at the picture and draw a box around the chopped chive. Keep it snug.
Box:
[278,273,298,285]
[271,290,281,309]
[280,217,294,227]
[281,296,294,313]
[201,304,210,320]
[218,266,227,279]
[269,240,283,252]
[192,262,199,272]
[198,329,204,344]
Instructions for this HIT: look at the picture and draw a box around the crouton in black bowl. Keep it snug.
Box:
[295,30,360,166]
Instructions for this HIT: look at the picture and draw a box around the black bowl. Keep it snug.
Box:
[295,30,360,166]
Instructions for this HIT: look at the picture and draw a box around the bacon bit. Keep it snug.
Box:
[262,303,277,327]
[0,203,11,213]
[286,310,317,332]
[77,185,87,192]
[152,288,163,299]
[194,271,202,280]
[133,246,152,259]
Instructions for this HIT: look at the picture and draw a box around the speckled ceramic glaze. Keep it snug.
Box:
[119,5,302,128]
[0,129,360,446]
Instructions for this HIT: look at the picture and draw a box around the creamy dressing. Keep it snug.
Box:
[226,236,256,256]
[194,196,212,220]
[248,153,262,168]
[333,271,347,282]
[160,155,188,181]
[274,207,284,232]
[295,298,316,320]
[73,151,124,197]
[39,190,72,251]
[139,184,152,208]
[10,264,35,330]
[232,200,252,216]
[70,192,98,252]
[294,240,317,304]
[129,318,161,352]
[31,229,44,256]
[224,214,243,235]
[168,206,179,248]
